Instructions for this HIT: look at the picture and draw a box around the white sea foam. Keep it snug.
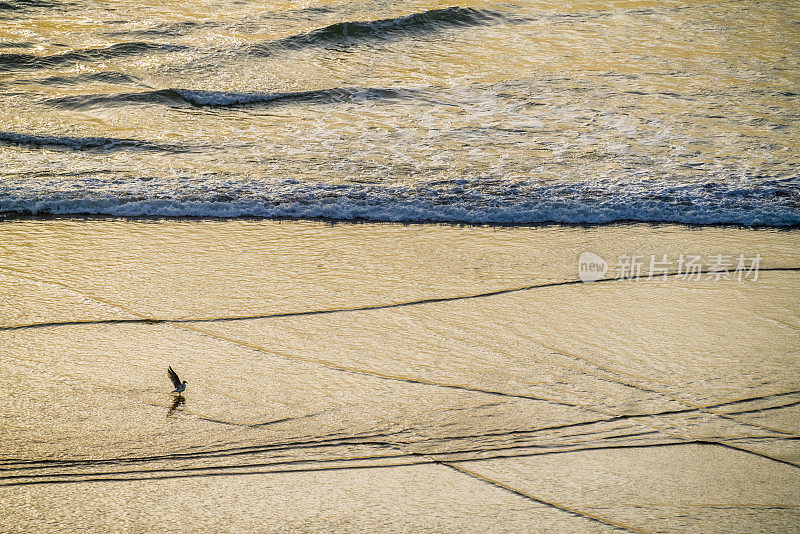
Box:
[1,177,797,226]
[173,89,282,106]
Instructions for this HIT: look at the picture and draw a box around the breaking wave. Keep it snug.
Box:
[1,177,797,226]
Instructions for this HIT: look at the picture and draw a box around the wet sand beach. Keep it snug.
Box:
[0,218,798,532]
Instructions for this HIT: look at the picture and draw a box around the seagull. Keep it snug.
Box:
[168,366,187,394]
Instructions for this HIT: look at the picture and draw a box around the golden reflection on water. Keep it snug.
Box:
[0,220,798,531]
[1,0,798,188]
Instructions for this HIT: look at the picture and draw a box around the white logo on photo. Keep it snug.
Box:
[578,252,608,282]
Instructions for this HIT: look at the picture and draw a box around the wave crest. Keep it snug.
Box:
[253,7,502,54]
[0,42,180,71]
[46,87,415,109]
[0,132,186,152]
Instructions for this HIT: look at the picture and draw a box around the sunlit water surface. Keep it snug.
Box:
[0,220,798,531]
[0,0,799,224]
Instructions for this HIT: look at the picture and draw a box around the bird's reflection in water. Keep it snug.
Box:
[168,395,185,416]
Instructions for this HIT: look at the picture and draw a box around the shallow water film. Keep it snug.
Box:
[1,220,799,532]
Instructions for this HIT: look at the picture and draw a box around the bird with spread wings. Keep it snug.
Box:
[168,366,187,394]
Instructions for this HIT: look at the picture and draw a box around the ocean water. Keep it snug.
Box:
[1,0,799,225]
